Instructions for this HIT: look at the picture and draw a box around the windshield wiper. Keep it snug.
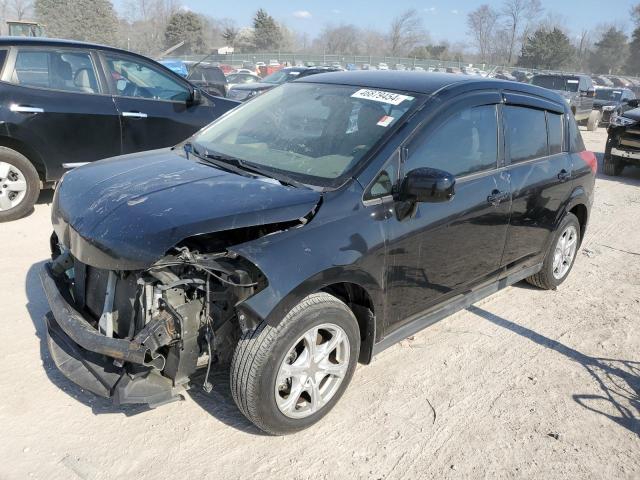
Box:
[201,150,307,189]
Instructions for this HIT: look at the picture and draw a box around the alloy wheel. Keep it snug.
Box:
[275,323,350,419]
[552,225,578,280]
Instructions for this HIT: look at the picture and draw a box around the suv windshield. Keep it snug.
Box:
[193,82,419,187]
[532,75,580,92]
[595,88,623,101]
[262,69,302,84]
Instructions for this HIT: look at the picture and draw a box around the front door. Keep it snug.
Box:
[100,52,229,154]
[383,93,511,334]
[1,47,121,181]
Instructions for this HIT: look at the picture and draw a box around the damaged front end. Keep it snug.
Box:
[41,237,264,407]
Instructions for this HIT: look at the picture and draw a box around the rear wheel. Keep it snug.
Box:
[527,213,580,290]
[230,293,360,435]
[0,147,40,223]
[587,110,601,131]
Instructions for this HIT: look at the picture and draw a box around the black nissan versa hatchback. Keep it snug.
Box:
[0,38,237,222]
[40,72,596,435]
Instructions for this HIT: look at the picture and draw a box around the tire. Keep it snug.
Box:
[230,292,360,435]
[603,154,624,176]
[526,213,581,290]
[587,110,601,131]
[0,147,40,223]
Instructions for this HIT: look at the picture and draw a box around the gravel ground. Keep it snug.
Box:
[0,128,638,480]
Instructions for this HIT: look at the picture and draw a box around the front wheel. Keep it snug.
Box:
[230,293,360,435]
[526,213,580,290]
[0,147,40,223]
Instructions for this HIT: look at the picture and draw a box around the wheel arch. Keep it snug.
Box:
[0,135,47,183]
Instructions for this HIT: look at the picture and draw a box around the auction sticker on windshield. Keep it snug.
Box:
[352,89,414,105]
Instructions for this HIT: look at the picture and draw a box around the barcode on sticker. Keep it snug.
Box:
[352,89,413,105]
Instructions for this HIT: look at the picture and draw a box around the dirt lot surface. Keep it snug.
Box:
[1,128,638,479]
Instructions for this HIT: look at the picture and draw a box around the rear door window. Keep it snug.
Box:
[11,49,99,93]
[504,106,548,163]
[547,112,564,155]
[405,104,499,177]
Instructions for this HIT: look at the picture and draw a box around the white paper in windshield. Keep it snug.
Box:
[567,79,579,84]
[351,89,414,105]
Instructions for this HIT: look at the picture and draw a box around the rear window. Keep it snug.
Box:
[547,112,564,155]
[11,49,98,93]
[504,106,548,163]
[532,76,580,93]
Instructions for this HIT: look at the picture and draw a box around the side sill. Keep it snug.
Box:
[370,263,542,357]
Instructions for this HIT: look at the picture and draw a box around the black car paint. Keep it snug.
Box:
[592,88,636,125]
[0,38,238,183]
[604,105,640,169]
[50,72,594,351]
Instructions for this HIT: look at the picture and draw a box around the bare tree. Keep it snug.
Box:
[314,24,362,54]
[120,0,179,55]
[220,19,239,48]
[502,0,542,64]
[467,5,499,63]
[388,8,425,56]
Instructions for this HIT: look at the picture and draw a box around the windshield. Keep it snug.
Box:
[262,70,300,84]
[532,76,580,92]
[193,82,419,187]
[595,89,623,101]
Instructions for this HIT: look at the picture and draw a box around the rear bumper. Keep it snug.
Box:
[40,264,182,406]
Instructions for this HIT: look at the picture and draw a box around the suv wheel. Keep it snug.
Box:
[526,213,580,290]
[230,293,360,435]
[0,147,40,223]
[603,154,624,176]
[587,110,601,131]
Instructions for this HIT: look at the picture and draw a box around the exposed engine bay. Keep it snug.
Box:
[44,235,266,406]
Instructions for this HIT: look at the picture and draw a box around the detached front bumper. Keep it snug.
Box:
[40,264,182,406]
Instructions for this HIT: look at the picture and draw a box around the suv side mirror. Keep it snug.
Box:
[582,87,595,98]
[188,87,203,105]
[399,167,455,203]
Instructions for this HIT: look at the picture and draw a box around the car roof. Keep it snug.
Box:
[295,71,565,102]
[0,36,127,52]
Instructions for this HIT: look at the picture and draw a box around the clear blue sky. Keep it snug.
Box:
[114,0,639,42]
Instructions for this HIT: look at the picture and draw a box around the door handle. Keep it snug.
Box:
[121,111,148,118]
[10,104,44,113]
[557,169,571,182]
[487,189,509,206]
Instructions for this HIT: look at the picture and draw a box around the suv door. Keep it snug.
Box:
[0,46,121,181]
[100,52,225,154]
[500,94,573,268]
[381,92,511,333]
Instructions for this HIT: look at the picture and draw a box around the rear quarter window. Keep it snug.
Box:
[0,49,8,74]
[547,112,564,155]
[568,115,586,152]
[504,106,548,163]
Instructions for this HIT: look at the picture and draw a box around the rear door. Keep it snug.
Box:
[99,51,231,154]
[500,93,573,268]
[0,46,120,181]
[383,92,511,333]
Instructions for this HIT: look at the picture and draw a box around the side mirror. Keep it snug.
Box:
[399,167,455,203]
[188,87,203,105]
[582,87,595,98]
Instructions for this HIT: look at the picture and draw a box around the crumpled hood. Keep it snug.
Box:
[52,148,321,269]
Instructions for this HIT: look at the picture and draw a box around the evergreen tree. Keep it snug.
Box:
[589,27,628,75]
[627,26,640,76]
[517,27,574,69]
[35,0,118,46]
[252,8,282,51]
[164,11,206,54]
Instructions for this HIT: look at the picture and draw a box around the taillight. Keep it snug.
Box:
[579,150,598,174]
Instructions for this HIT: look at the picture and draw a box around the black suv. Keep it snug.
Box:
[593,87,635,125]
[40,72,596,435]
[0,38,237,222]
[531,74,600,130]
[603,98,640,175]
